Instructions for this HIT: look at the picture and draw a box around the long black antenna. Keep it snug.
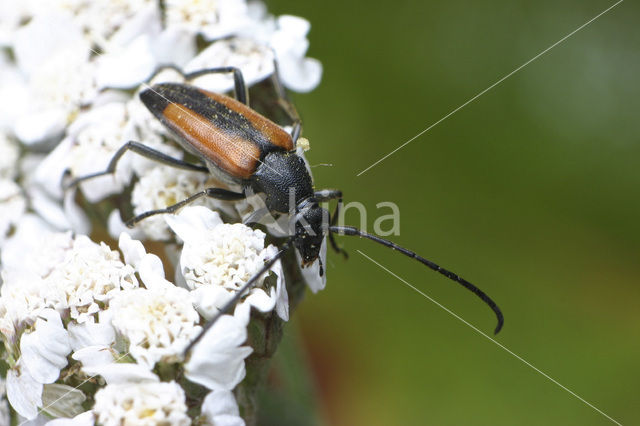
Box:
[184,242,291,356]
[330,226,504,334]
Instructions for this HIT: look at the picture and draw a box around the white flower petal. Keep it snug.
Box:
[0,2,31,46]
[119,234,174,292]
[165,0,252,41]
[278,56,322,93]
[266,245,288,321]
[33,136,73,200]
[248,14,323,93]
[107,3,161,48]
[6,364,43,420]
[190,285,236,320]
[0,179,27,247]
[242,290,275,313]
[12,11,95,145]
[0,78,28,133]
[67,322,116,351]
[82,363,158,385]
[81,175,124,204]
[63,188,92,234]
[202,390,245,426]
[13,11,85,78]
[14,110,67,146]
[185,314,252,390]
[232,301,251,326]
[164,206,224,243]
[45,411,95,426]
[107,210,145,241]
[276,15,310,38]
[29,187,74,232]
[1,220,69,279]
[151,28,197,67]
[206,415,247,426]
[118,233,150,270]
[72,346,117,371]
[96,35,157,89]
[20,309,71,384]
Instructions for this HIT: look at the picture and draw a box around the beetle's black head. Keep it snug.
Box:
[293,203,329,267]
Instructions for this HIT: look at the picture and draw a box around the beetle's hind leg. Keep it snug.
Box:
[145,64,185,82]
[314,189,348,259]
[63,141,208,191]
[126,188,246,227]
[270,61,303,144]
[183,67,249,106]
[144,65,250,105]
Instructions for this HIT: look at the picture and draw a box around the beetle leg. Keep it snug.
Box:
[182,67,249,106]
[314,189,342,202]
[314,189,348,258]
[270,61,303,143]
[144,64,185,82]
[125,187,246,227]
[145,65,250,105]
[290,122,302,144]
[328,198,348,259]
[64,141,208,191]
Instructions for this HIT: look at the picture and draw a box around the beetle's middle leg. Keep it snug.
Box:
[126,188,246,227]
[314,189,348,258]
[64,140,208,190]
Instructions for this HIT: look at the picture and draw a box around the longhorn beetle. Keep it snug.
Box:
[66,65,504,354]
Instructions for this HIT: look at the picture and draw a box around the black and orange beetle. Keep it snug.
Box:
[67,65,503,351]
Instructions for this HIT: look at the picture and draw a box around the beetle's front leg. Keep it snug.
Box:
[314,189,348,259]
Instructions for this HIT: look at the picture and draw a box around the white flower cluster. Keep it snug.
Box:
[93,381,190,426]
[0,223,254,423]
[1,0,322,241]
[167,206,289,321]
[0,0,325,424]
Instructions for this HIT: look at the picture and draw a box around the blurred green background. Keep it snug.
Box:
[266,0,639,425]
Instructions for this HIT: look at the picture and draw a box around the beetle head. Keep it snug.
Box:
[293,204,329,266]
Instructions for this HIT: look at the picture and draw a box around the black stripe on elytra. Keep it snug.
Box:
[140,83,286,157]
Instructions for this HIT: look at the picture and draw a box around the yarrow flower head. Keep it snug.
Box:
[108,284,201,368]
[93,380,190,426]
[0,0,324,423]
[166,206,289,322]
[0,226,141,419]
